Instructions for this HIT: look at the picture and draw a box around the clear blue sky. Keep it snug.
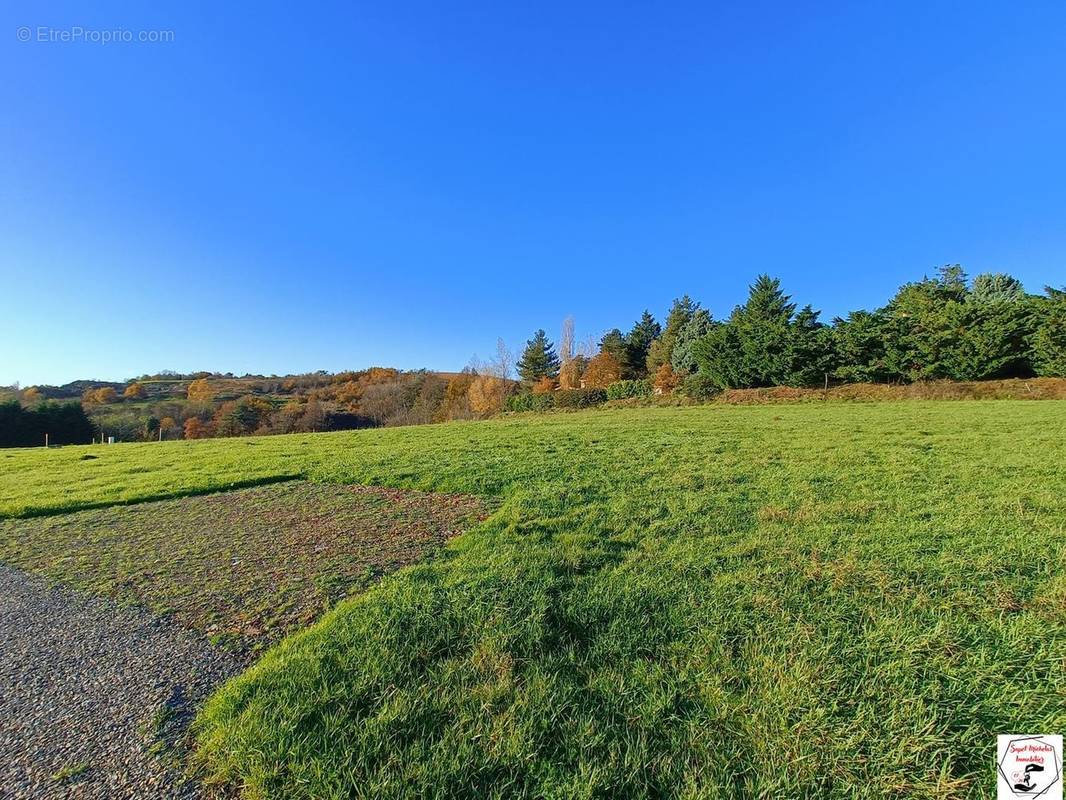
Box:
[2,1,1064,386]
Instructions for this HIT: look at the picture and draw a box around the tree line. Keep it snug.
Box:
[0,400,95,447]
[509,266,1065,402]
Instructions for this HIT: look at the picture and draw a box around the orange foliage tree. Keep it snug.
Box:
[581,352,622,389]
[531,376,557,394]
[653,364,683,395]
[183,417,207,439]
[365,367,400,385]
[333,380,362,407]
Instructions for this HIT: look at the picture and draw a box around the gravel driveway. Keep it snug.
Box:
[0,566,244,799]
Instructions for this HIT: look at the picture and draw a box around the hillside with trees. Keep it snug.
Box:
[2,265,1064,446]
[1,368,502,446]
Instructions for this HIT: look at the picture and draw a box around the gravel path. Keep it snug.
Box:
[0,565,244,799]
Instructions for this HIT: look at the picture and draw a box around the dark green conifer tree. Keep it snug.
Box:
[517,329,561,384]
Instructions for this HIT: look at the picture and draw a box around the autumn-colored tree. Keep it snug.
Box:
[365,367,400,385]
[159,416,176,436]
[531,376,557,394]
[83,387,118,404]
[468,376,512,417]
[333,380,362,407]
[582,351,622,388]
[272,400,306,433]
[558,356,584,390]
[21,387,42,405]
[437,372,475,421]
[653,363,683,395]
[183,417,207,439]
[187,378,214,403]
[123,382,147,400]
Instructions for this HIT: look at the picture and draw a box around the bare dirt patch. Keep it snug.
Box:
[0,482,489,653]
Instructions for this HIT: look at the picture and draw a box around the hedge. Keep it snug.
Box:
[606,379,652,400]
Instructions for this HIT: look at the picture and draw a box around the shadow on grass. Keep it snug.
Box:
[5,474,303,520]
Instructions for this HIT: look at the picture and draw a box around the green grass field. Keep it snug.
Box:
[2,402,1064,798]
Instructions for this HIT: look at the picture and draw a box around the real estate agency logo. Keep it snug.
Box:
[998,735,1062,799]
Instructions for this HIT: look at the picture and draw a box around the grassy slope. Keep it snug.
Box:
[2,402,1065,797]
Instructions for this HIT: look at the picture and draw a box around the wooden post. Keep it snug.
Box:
[44,432,48,448]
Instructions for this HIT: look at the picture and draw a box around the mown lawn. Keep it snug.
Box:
[1,402,1064,798]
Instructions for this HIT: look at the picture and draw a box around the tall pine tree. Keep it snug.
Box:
[624,311,661,378]
[517,329,560,384]
[731,275,797,386]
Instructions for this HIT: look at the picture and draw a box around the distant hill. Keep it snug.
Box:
[2,368,502,444]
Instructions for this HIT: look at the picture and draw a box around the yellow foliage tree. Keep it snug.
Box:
[468,376,512,417]
[187,378,214,403]
[123,382,147,399]
[558,358,584,390]
[437,373,475,421]
[83,387,118,404]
